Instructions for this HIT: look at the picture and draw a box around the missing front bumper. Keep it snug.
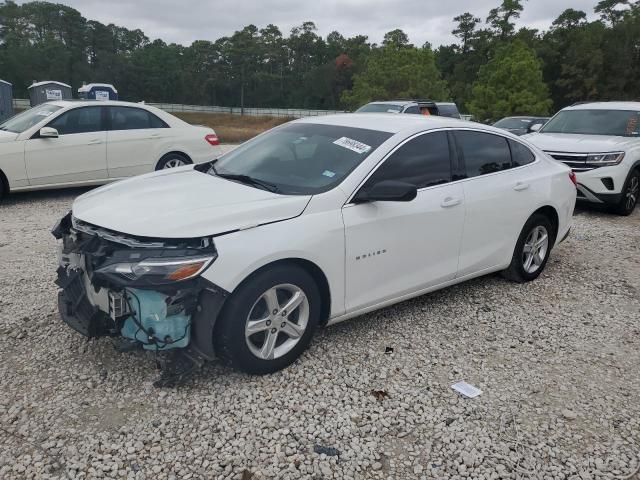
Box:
[53,213,229,358]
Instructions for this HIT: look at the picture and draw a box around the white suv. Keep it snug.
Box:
[525,102,640,215]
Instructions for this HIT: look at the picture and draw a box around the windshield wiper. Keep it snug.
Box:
[207,160,279,193]
[215,172,279,193]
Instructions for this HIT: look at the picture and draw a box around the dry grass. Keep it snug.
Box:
[174,112,293,143]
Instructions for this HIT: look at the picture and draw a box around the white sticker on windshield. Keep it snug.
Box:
[322,170,335,177]
[333,137,371,154]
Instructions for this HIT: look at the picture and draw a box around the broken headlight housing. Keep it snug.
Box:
[586,152,625,166]
[95,254,216,286]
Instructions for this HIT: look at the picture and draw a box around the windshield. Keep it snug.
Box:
[494,117,534,129]
[0,104,62,133]
[212,123,393,195]
[356,103,403,113]
[541,109,640,137]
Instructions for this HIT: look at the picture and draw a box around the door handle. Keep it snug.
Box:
[514,182,530,191]
[441,196,461,208]
[149,133,162,139]
[87,139,103,145]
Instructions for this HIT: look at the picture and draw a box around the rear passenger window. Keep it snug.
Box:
[404,106,420,114]
[366,131,451,188]
[509,139,536,166]
[455,130,511,177]
[108,107,168,130]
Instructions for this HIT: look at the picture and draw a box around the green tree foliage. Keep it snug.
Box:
[487,0,526,38]
[1,0,639,114]
[342,32,449,109]
[468,40,551,122]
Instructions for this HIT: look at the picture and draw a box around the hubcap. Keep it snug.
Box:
[625,176,638,212]
[163,158,186,169]
[245,284,309,360]
[522,225,549,274]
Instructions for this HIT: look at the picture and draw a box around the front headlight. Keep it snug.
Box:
[97,255,216,285]
[586,152,625,166]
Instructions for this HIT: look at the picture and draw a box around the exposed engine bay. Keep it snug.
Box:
[52,212,228,383]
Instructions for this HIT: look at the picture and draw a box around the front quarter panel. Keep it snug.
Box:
[0,139,28,188]
[200,192,347,318]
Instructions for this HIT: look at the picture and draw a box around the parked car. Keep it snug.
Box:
[53,114,576,375]
[493,116,549,136]
[524,102,640,215]
[0,100,221,196]
[356,100,461,118]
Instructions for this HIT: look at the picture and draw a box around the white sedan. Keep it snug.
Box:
[0,100,221,196]
[53,114,576,375]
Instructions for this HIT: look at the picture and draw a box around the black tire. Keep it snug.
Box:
[612,169,639,216]
[155,152,192,170]
[213,264,321,374]
[502,213,554,283]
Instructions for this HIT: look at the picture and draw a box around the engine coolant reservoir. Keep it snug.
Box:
[120,288,191,350]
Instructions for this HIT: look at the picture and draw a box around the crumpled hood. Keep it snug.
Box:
[72,167,311,238]
[525,132,637,153]
[0,130,18,143]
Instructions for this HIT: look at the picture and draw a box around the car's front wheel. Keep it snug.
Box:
[502,213,554,283]
[213,264,321,374]
[612,169,639,216]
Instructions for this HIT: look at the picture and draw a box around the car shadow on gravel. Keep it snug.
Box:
[1,186,94,206]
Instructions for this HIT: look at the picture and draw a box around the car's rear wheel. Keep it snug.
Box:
[156,153,191,170]
[213,264,321,374]
[612,169,639,216]
[502,213,554,283]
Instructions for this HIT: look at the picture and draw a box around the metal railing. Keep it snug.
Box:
[12,98,473,121]
[146,103,347,118]
[13,98,346,118]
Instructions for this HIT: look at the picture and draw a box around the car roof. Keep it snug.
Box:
[47,100,152,109]
[500,116,548,119]
[365,100,413,106]
[295,113,478,134]
[565,101,640,111]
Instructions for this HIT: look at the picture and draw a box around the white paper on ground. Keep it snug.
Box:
[451,381,482,398]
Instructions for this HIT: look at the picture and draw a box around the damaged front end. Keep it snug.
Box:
[52,212,228,360]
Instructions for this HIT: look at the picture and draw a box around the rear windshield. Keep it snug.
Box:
[212,123,393,195]
[0,104,62,133]
[356,103,403,113]
[541,109,640,137]
[494,118,533,129]
[436,104,460,118]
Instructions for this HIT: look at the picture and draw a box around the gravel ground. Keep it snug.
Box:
[0,188,639,480]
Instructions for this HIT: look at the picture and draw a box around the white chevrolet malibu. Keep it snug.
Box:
[0,100,221,196]
[53,114,576,375]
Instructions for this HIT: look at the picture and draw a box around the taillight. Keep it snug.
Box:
[205,134,219,146]
[569,171,577,187]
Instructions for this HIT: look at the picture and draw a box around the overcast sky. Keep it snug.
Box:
[26,0,600,46]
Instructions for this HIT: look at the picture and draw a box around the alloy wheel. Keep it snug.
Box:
[245,284,309,360]
[163,158,186,168]
[625,175,638,212]
[522,225,549,274]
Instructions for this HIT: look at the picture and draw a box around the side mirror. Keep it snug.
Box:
[39,127,59,138]
[528,123,542,133]
[354,180,418,203]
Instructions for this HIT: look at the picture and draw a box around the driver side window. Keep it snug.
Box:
[366,131,452,189]
[47,107,103,135]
